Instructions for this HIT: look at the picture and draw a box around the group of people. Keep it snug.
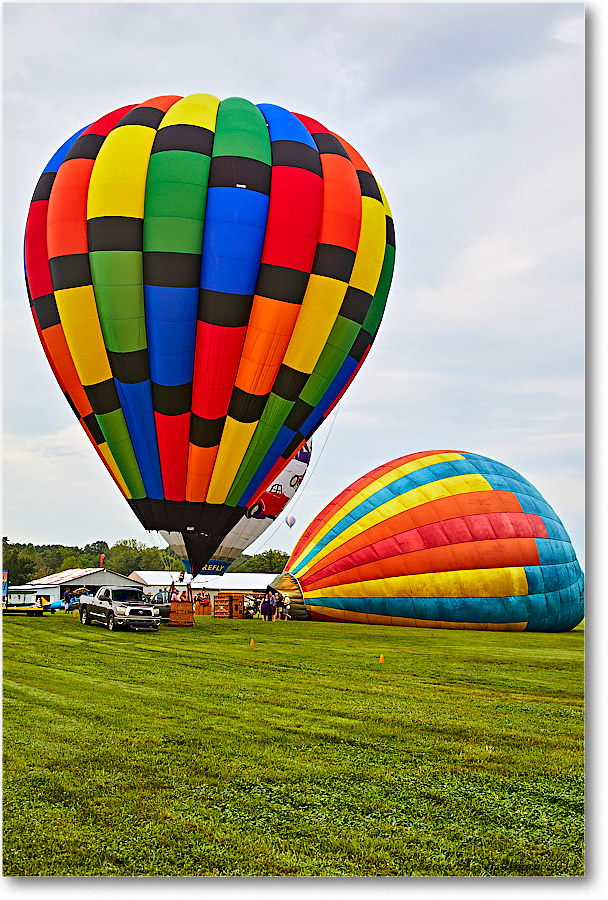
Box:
[136,584,290,620]
[258,585,290,622]
[144,587,212,611]
[60,583,291,621]
[62,586,90,613]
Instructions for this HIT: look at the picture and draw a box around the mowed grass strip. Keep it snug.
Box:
[3,614,584,876]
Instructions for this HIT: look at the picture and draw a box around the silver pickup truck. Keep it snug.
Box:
[79,586,161,633]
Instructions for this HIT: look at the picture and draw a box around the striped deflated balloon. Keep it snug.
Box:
[273,450,584,632]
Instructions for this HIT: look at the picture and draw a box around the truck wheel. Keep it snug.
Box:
[80,606,89,626]
[107,612,116,632]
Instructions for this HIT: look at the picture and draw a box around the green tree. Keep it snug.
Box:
[2,539,37,585]
[2,537,196,579]
[61,554,86,571]
[159,548,184,571]
[101,540,183,576]
[226,553,249,572]
[140,547,174,571]
[228,549,289,574]
[104,540,146,576]
[83,540,109,557]
[36,545,66,571]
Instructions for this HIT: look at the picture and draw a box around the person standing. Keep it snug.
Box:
[261,586,273,622]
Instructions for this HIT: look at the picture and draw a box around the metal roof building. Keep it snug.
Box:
[22,568,143,603]
[129,571,274,597]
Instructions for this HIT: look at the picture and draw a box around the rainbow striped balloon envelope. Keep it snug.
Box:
[273,450,584,631]
[24,93,395,575]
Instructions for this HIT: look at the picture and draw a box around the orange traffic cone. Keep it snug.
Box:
[73,610,78,619]
[250,638,255,647]
[379,654,385,663]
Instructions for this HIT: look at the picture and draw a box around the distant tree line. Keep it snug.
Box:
[1,537,183,584]
[226,548,289,574]
[2,537,289,585]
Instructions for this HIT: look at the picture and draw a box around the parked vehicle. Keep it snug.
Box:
[79,587,161,632]
[3,594,50,616]
[151,589,172,623]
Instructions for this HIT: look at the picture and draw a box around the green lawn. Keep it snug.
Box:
[2,613,584,876]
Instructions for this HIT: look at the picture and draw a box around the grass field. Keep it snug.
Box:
[2,612,584,877]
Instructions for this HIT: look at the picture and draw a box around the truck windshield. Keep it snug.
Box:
[113,590,144,603]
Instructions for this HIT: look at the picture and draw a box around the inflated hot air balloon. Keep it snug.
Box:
[24,94,395,575]
[161,440,311,571]
[285,515,296,529]
[272,451,584,631]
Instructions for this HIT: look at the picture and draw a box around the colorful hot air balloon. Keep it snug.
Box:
[285,515,297,529]
[24,94,395,575]
[160,440,311,571]
[272,451,584,631]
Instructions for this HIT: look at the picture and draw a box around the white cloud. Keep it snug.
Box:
[2,427,149,547]
[550,14,585,47]
[2,1,585,565]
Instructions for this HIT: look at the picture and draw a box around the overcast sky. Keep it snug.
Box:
[2,1,586,568]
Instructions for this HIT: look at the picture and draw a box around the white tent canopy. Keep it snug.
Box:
[129,571,275,594]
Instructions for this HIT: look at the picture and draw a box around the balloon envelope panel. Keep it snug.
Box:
[179,439,311,565]
[278,450,584,632]
[160,439,310,569]
[25,94,394,575]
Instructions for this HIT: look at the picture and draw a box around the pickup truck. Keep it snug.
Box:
[79,586,161,633]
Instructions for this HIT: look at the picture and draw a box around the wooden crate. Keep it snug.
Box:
[214,594,232,619]
[194,599,213,615]
[166,600,194,627]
